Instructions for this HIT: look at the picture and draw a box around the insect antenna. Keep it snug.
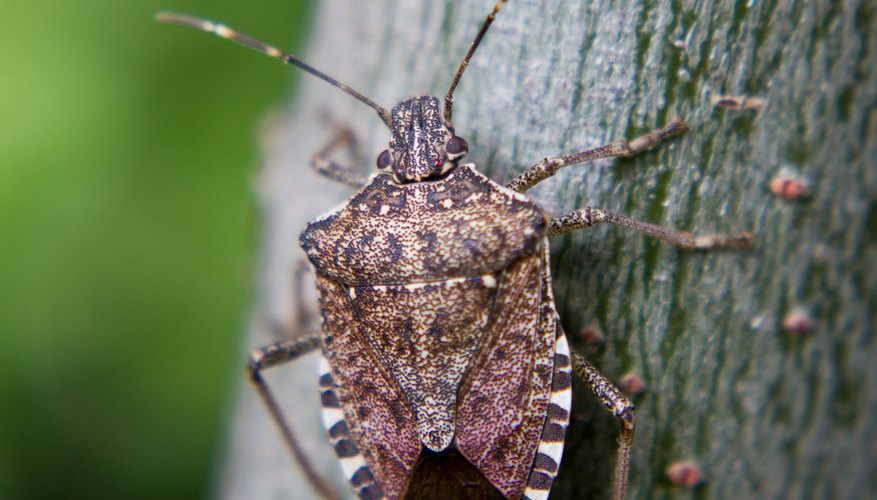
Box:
[443,0,507,128]
[156,12,393,129]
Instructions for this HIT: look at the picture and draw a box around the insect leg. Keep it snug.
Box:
[248,332,341,500]
[570,349,635,500]
[247,332,340,500]
[547,206,752,250]
[505,120,687,193]
[248,262,341,499]
[311,126,367,188]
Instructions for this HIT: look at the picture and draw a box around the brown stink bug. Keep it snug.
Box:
[159,2,752,499]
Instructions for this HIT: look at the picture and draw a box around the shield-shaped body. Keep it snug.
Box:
[301,163,573,499]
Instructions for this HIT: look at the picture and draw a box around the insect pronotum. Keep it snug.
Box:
[158,2,752,499]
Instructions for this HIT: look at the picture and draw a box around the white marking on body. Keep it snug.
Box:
[265,47,282,57]
[441,199,454,209]
[379,204,390,215]
[522,333,573,499]
[553,336,573,414]
[481,274,497,288]
[317,357,345,434]
[321,408,346,434]
[523,488,550,500]
[348,287,357,299]
[552,387,572,411]
[318,356,331,376]
[339,454,368,481]
[540,441,565,464]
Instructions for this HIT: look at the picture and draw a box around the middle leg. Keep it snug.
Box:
[311,126,367,188]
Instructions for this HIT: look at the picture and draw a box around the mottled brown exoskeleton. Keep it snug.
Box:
[159,2,751,499]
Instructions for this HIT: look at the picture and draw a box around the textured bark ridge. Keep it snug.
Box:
[221,1,876,498]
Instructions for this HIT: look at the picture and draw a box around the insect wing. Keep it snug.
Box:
[456,243,565,498]
[316,275,421,498]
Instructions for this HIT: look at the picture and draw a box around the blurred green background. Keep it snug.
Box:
[0,1,312,498]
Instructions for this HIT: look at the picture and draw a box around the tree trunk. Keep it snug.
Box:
[220,0,876,498]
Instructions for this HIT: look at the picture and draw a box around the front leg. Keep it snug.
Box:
[506,120,687,193]
[311,126,368,188]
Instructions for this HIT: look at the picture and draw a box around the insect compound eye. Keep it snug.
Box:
[445,136,469,160]
[376,149,393,171]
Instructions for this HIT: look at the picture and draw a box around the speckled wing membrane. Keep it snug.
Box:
[456,243,568,499]
[316,275,421,498]
[316,242,572,499]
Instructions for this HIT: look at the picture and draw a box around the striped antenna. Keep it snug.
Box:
[156,12,393,129]
[443,0,507,127]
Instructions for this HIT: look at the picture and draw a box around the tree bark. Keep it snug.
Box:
[220,0,876,498]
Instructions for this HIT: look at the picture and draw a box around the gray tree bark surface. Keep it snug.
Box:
[219,0,876,498]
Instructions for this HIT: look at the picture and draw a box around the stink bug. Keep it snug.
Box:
[159,2,752,498]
